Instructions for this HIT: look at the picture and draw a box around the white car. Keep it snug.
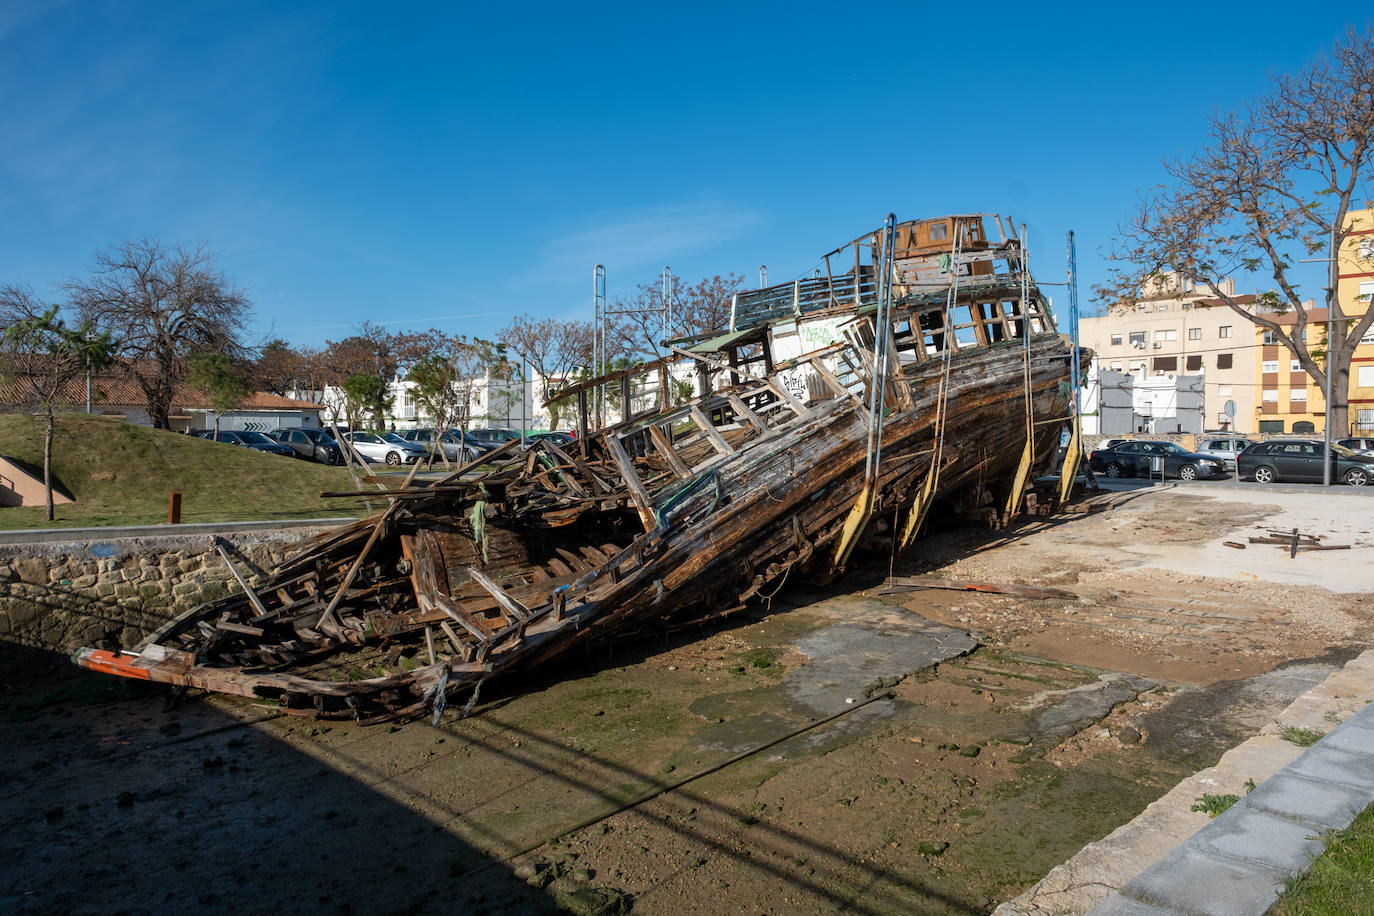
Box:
[342,432,426,466]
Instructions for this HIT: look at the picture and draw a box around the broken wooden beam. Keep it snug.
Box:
[880,576,1076,600]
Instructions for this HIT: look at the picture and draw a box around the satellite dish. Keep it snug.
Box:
[1224,399,1237,419]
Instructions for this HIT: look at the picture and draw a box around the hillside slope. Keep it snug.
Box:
[0,413,369,529]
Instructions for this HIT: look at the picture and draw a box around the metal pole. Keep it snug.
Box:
[662,266,673,342]
[594,264,606,429]
[1324,222,1337,487]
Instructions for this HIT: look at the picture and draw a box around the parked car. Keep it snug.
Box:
[398,428,481,463]
[525,431,576,449]
[1337,437,1374,456]
[212,430,295,457]
[268,427,342,464]
[1087,440,1227,481]
[468,428,522,449]
[1237,440,1374,486]
[1194,435,1255,471]
[341,432,426,466]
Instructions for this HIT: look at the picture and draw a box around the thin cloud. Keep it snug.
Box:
[540,199,766,277]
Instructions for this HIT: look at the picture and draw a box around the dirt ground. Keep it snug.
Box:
[3,482,1372,915]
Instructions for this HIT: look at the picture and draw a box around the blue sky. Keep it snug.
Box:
[0,1,1363,349]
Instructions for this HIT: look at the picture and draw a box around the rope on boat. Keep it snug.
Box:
[897,221,962,549]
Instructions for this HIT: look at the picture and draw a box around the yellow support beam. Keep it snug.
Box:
[831,482,875,567]
[1002,437,1035,522]
[1057,417,1082,507]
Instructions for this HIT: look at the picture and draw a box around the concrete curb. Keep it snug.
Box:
[996,650,1374,916]
[0,518,358,547]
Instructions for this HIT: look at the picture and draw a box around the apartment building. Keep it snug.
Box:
[1081,276,1260,432]
[1341,207,1374,435]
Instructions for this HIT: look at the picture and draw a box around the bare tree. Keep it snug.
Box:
[0,288,114,520]
[252,338,307,395]
[1101,26,1374,435]
[65,240,251,429]
[497,315,592,429]
[610,272,745,361]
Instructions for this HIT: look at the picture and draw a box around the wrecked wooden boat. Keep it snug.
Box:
[74,213,1084,724]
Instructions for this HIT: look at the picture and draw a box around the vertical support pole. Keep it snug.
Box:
[1058,230,1084,506]
[1005,224,1036,523]
[593,264,606,430]
[662,266,673,342]
[168,491,182,524]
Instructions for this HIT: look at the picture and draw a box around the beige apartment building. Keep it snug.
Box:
[1081,276,1264,433]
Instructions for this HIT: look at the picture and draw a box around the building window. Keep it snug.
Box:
[1185,355,1202,371]
[1262,360,1279,373]
[1259,420,1286,433]
[1262,390,1279,402]
[1188,327,1202,340]
[1290,389,1307,401]
[1156,304,1169,311]
[1153,356,1177,372]
[1129,331,1146,346]
[1219,326,1232,338]
[1358,366,1374,387]
[1110,364,1123,372]
[1155,329,1178,342]
[1358,408,1374,430]
[1293,420,1316,433]
[1110,334,1122,346]
[1262,330,1279,344]
[1217,353,1233,369]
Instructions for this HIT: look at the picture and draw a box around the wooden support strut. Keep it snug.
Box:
[317,503,396,630]
[605,434,659,532]
[648,424,692,478]
[689,406,734,457]
[213,538,270,620]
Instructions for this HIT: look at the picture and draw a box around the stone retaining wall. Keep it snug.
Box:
[0,527,337,655]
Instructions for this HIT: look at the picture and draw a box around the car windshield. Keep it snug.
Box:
[383,433,412,445]
[301,429,334,444]
[237,431,274,444]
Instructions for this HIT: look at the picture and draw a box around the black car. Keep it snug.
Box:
[268,428,342,464]
[525,431,576,449]
[1087,440,1226,481]
[1237,440,1374,486]
[213,430,295,457]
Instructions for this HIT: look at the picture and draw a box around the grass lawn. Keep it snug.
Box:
[1271,802,1374,915]
[0,413,384,529]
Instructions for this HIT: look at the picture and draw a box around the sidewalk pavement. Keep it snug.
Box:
[998,650,1374,916]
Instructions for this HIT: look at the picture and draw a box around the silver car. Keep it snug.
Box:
[341,432,426,466]
[1195,436,1255,471]
[398,428,480,462]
